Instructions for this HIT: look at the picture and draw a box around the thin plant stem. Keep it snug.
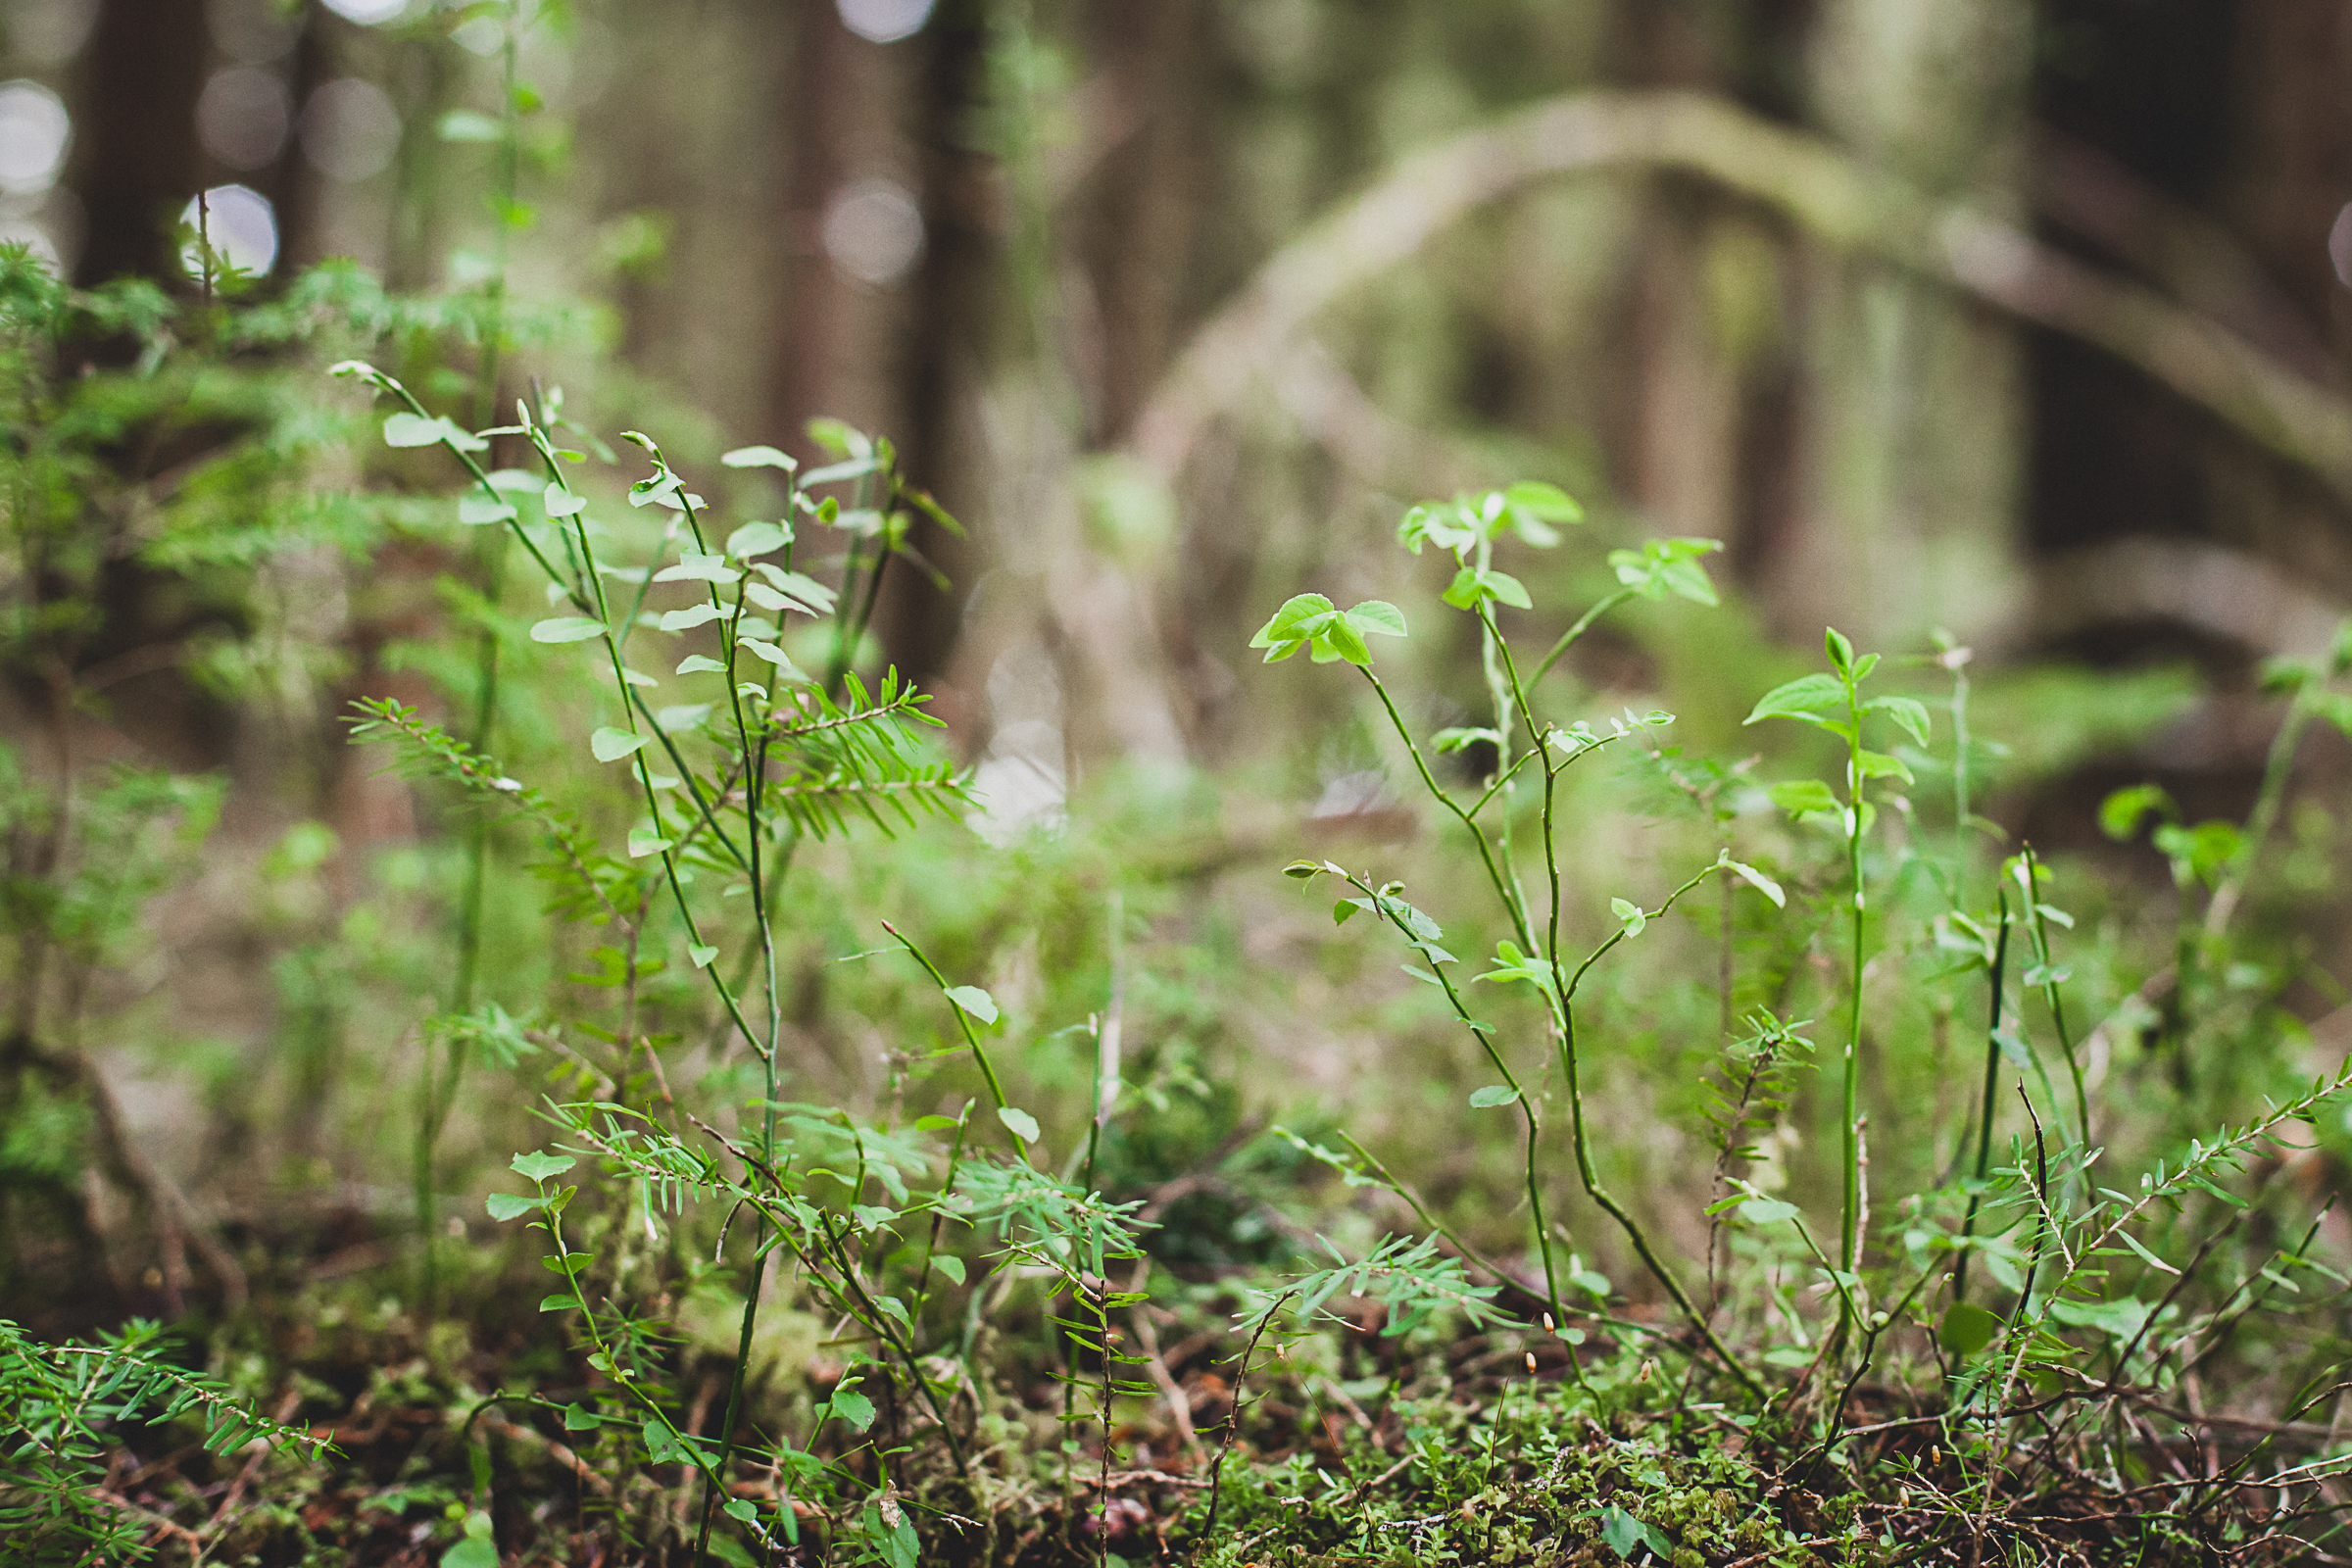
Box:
[2020,845,2090,1149]
[1835,674,1869,1341]
[1360,669,1535,954]
[1526,586,1636,687]
[1553,862,1763,1396]
[687,454,793,1568]
[1952,887,2012,1307]
[1200,1290,1294,1544]
[2204,683,2316,940]
[1348,871,1561,1326]
[882,920,1029,1161]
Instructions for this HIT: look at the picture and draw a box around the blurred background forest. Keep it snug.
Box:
[9,0,2352,1331]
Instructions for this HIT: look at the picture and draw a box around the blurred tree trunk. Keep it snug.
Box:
[248,14,328,274]
[1772,0,2034,648]
[67,0,208,284]
[764,4,861,462]
[2029,0,2352,641]
[873,0,995,690]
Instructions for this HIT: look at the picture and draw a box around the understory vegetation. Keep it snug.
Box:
[9,8,2352,1565]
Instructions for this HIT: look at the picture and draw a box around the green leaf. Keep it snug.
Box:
[1502,479,1583,524]
[1825,626,1855,673]
[485,1192,538,1221]
[1250,593,1338,662]
[1485,571,1533,610]
[1314,615,1372,667]
[626,826,673,858]
[1744,673,1846,724]
[736,638,808,678]
[1597,1504,1672,1563]
[1768,778,1842,817]
[2308,688,2352,738]
[656,703,711,733]
[688,944,718,968]
[539,1294,579,1312]
[676,654,728,674]
[1343,600,1407,639]
[384,411,454,448]
[1939,1300,1999,1357]
[721,444,798,471]
[459,494,516,525]
[652,553,740,585]
[1432,726,1498,755]
[933,1253,966,1285]
[1608,537,1721,605]
[2050,1295,2152,1342]
[752,565,836,614]
[945,985,998,1024]
[530,615,606,644]
[562,1402,600,1431]
[2099,783,2174,840]
[591,727,651,762]
[1468,1085,1519,1108]
[542,483,587,518]
[629,470,683,509]
[725,520,790,559]
[660,603,727,632]
[827,1387,876,1431]
[1610,897,1646,936]
[1722,858,1785,907]
[1869,694,1933,746]
[441,1535,499,1568]
[2115,1229,2182,1277]
[1739,1196,1800,1225]
[1441,566,1487,610]
[997,1105,1040,1144]
[1856,749,1914,784]
[512,1151,576,1181]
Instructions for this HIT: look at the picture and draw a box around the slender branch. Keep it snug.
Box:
[1952,887,2013,1307]
[1360,668,1535,954]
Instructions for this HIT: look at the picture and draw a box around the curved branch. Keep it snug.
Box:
[1128,89,2352,508]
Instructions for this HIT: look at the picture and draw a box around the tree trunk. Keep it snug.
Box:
[67,0,210,285]
[1774,0,2034,649]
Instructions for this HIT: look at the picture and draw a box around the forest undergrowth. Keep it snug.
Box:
[7,13,2352,1559]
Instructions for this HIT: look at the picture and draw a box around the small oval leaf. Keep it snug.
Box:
[591,727,651,762]
[531,616,607,644]
[945,985,999,1024]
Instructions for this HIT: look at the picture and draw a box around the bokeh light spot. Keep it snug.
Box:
[196,67,291,171]
[320,0,408,24]
[821,178,924,287]
[836,0,934,44]
[0,80,72,197]
[10,0,98,67]
[299,78,402,183]
[180,183,278,278]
